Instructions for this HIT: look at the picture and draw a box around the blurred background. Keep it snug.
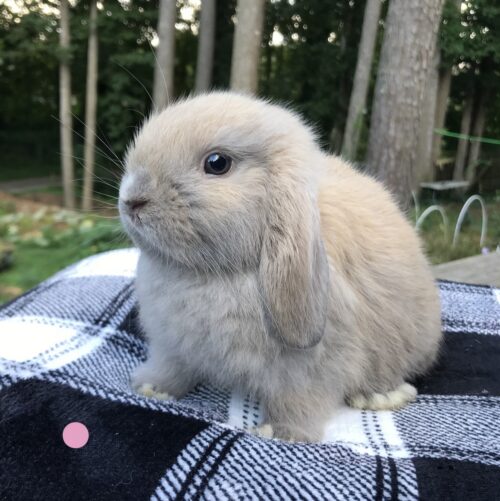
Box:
[0,0,499,303]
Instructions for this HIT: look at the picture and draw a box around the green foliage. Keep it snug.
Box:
[0,2,62,177]
[441,0,500,66]
[0,201,129,302]
[0,0,498,182]
[260,0,366,147]
[0,204,125,251]
[1,0,499,303]
[84,0,158,152]
[440,0,500,142]
[0,3,59,128]
[0,0,200,178]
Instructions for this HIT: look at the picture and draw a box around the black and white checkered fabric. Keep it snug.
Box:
[1,249,499,500]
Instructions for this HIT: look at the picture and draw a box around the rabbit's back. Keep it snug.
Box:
[318,157,442,396]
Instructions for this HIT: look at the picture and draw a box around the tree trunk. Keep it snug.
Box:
[416,49,440,183]
[82,0,99,211]
[341,0,382,160]
[195,0,216,93]
[431,0,461,175]
[230,0,266,94]
[453,93,473,181]
[466,88,489,182]
[153,0,176,110]
[366,0,445,208]
[59,0,75,209]
[431,67,452,170]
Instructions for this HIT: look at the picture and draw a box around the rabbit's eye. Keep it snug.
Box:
[204,153,232,175]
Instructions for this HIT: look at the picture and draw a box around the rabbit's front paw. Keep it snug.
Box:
[131,363,174,399]
[249,424,274,439]
[135,382,175,401]
[131,359,195,399]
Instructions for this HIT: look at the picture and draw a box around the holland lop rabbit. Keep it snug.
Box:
[119,92,442,442]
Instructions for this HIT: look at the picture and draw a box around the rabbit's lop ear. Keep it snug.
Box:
[259,173,330,349]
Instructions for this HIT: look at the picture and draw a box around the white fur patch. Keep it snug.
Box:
[249,424,274,439]
[135,383,174,401]
[348,383,417,411]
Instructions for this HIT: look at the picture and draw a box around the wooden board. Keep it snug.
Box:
[433,252,500,287]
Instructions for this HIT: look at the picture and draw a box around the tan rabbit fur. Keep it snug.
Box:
[119,92,442,442]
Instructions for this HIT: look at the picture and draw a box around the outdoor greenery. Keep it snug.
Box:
[0,198,128,302]
[0,0,499,302]
[1,0,499,165]
[439,0,500,146]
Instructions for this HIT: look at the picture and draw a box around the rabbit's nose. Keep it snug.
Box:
[125,199,148,212]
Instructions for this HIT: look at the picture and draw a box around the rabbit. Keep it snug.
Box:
[118,91,442,443]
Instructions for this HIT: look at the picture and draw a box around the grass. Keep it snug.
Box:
[0,199,129,303]
[0,246,91,295]
[415,196,500,265]
[0,192,498,304]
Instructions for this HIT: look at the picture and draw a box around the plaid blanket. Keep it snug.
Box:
[1,249,499,500]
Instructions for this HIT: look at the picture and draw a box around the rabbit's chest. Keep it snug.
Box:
[164,274,272,387]
[137,256,273,386]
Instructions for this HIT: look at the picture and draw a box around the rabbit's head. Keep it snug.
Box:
[119,92,330,348]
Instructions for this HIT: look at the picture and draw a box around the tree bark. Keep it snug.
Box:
[153,0,176,110]
[59,0,75,209]
[366,0,445,208]
[230,0,266,94]
[453,93,473,181]
[416,49,440,183]
[341,0,382,160]
[431,67,452,170]
[82,0,99,211]
[195,0,216,93]
[431,0,461,176]
[466,88,489,182]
